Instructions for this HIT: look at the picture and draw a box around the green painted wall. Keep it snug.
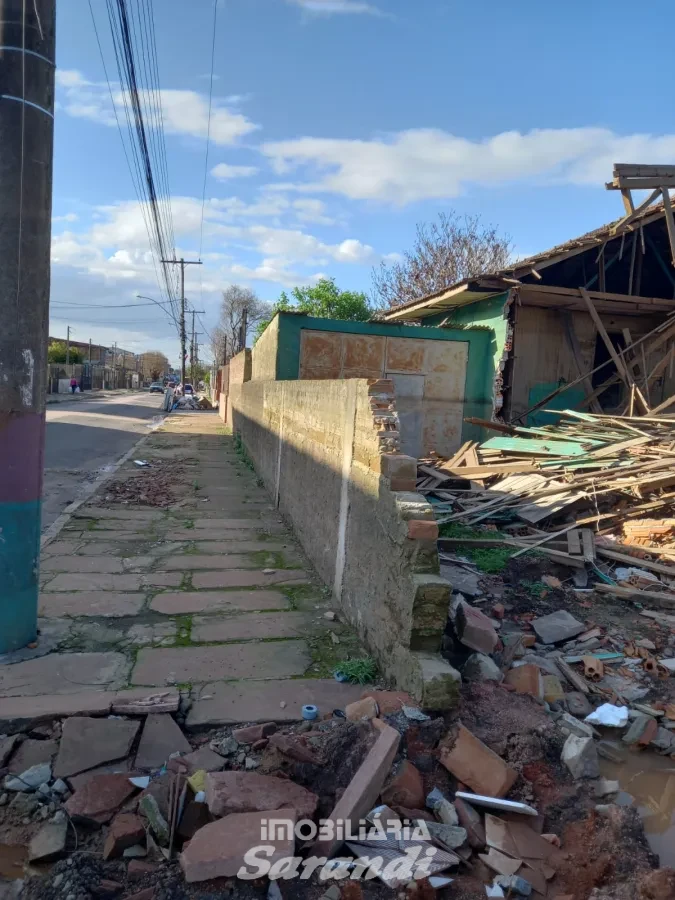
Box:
[424,293,510,386]
[267,312,495,442]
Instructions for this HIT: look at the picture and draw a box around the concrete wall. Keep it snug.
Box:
[217,365,229,423]
[251,314,280,382]
[230,376,460,708]
[298,329,468,458]
[224,349,251,424]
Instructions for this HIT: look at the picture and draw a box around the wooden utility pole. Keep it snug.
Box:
[0,0,56,652]
[160,257,202,384]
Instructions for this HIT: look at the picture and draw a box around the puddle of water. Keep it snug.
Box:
[0,844,26,879]
[599,740,675,867]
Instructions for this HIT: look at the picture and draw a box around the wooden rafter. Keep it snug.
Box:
[607,163,675,265]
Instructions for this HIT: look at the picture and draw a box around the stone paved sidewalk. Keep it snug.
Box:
[0,412,363,727]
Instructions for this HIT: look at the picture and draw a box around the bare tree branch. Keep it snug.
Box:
[372,212,513,308]
[219,286,273,353]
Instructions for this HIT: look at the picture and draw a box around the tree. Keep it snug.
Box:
[209,324,228,366]
[371,212,513,308]
[47,340,83,364]
[139,351,169,382]
[254,278,372,343]
[219,286,271,355]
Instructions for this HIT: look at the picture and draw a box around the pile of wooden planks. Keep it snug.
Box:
[422,409,675,608]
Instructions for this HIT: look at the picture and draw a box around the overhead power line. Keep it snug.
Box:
[89,0,180,332]
[198,0,218,304]
[50,298,176,309]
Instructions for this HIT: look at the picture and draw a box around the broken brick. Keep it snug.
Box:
[123,890,155,900]
[180,809,296,882]
[103,813,146,860]
[65,774,138,826]
[232,723,277,744]
[504,664,544,700]
[455,602,499,654]
[407,520,439,541]
[381,761,425,809]
[360,690,413,714]
[345,697,378,722]
[439,724,517,798]
[127,861,158,881]
[267,733,322,765]
[206,771,318,818]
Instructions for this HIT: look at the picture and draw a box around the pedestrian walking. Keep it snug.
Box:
[70,376,78,394]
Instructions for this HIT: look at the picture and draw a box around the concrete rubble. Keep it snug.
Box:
[0,623,672,900]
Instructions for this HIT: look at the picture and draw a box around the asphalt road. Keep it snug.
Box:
[42,391,166,530]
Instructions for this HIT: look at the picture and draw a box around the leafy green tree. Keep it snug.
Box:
[254,279,372,343]
[47,340,83,364]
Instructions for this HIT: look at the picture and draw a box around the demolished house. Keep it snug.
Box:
[383,194,675,426]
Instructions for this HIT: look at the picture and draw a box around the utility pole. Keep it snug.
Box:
[0,0,56,653]
[239,306,248,353]
[160,257,202,385]
[88,338,92,364]
[66,325,71,366]
[190,310,196,384]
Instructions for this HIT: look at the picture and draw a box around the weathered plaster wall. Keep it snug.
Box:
[217,365,229,423]
[251,314,280,382]
[225,349,251,425]
[230,376,460,707]
[298,329,469,458]
[425,293,512,422]
[251,313,494,446]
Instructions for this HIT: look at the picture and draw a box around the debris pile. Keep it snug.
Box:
[0,672,671,899]
[172,394,212,411]
[103,462,183,507]
[419,409,675,610]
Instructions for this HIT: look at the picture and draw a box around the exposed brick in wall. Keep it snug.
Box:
[230,376,460,708]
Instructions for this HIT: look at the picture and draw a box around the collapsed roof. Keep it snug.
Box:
[384,197,675,321]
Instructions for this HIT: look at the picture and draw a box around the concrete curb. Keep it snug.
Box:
[40,424,162,550]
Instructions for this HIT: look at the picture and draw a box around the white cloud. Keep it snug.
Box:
[229,258,324,288]
[50,196,379,297]
[288,0,381,14]
[52,213,79,223]
[56,70,258,145]
[246,225,376,265]
[211,163,259,180]
[262,127,675,204]
[291,197,336,225]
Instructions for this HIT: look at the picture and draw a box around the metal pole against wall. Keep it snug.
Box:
[0,0,56,652]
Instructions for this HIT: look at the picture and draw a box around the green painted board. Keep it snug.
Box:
[527,384,587,426]
[481,436,592,457]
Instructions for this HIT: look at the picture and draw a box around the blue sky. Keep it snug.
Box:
[51,0,675,365]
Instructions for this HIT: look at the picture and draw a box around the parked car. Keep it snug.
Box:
[148,382,164,393]
[183,383,194,395]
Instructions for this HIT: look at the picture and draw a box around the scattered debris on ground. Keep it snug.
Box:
[103,463,185,507]
[6,413,675,896]
[0,655,671,900]
[420,409,675,612]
